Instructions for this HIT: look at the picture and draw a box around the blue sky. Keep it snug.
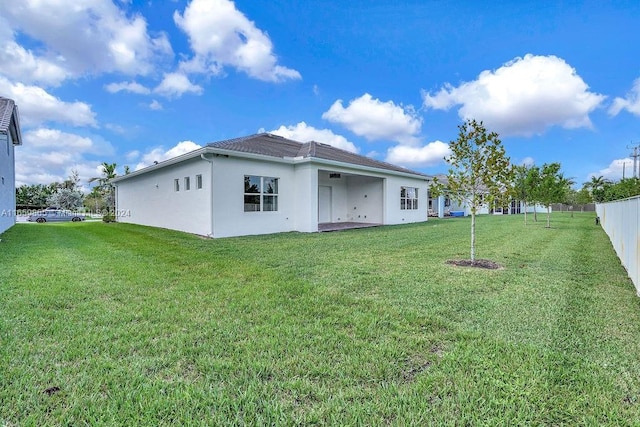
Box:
[2,0,640,190]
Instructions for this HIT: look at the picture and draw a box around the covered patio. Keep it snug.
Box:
[318,222,382,232]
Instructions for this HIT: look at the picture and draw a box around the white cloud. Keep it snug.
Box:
[154,72,203,98]
[126,150,140,161]
[0,0,172,83]
[520,156,535,167]
[422,54,605,136]
[322,93,422,145]
[173,0,300,82]
[0,77,97,127]
[15,129,113,187]
[105,123,126,134]
[609,78,640,116]
[26,129,94,150]
[385,141,451,167]
[105,81,151,94]
[590,158,637,181]
[149,99,163,110]
[268,122,358,153]
[135,140,202,170]
[0,39,69,86]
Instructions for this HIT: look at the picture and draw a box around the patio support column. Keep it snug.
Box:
[438,195,445,218]
[293,164,318,232]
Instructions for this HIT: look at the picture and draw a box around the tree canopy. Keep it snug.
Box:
[583,176,640,203]
[16,170,83,209]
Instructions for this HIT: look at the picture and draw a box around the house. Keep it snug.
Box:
[112,133,431,238]
[428,174,548,217]
[0,97,22,234]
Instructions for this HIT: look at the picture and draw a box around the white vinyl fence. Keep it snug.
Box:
[596,196,640,295]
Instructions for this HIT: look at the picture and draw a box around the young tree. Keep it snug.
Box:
[438,119,514,263]
[514,164,541,225]
[46,170,84,210]
[575,187,593,212]
[564,188,577,217]
[525,165,541,222]
[47,188,84,210]
[533,163,570,228]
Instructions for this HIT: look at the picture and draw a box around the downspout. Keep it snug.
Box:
[200,154,214,237]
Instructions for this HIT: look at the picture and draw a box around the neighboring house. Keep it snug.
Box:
[0,97,22,234]
[428,174,548,217]
[112,133,431,238]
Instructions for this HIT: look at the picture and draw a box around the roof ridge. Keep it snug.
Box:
[203,133,429,178]
[306,139,429,177]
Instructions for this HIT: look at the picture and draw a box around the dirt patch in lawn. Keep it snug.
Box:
[446,259,503,270]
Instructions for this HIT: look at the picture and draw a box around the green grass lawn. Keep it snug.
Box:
[2,213,640,425]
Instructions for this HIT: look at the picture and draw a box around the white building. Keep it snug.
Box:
[0,97,22,234]
[112,133,432,238]
[428,174,549,217]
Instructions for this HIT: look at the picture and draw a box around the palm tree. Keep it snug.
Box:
[89,162,118,213]
[583,175,610,203]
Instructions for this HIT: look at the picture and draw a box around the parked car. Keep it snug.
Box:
[27,209,85,223]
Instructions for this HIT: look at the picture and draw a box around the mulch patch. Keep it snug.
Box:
[445,259,503,270]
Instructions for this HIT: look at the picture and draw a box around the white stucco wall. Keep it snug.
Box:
[318,170,348,223]
[346,175,383,223]
[115,153,430,238]
[115,157,212,236]
[384,176,429,225]
[0,133,16,234]
[209,156,298,238]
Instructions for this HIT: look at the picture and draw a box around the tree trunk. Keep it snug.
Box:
[546,206,551,228]
[533,205,538,222]
[523,201,528,225]
[470,212,476,263]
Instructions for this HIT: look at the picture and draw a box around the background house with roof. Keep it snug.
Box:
[112,133,431,238]
[0,97,22,234]
[428,174,549,217]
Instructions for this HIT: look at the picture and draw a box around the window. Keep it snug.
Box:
[184,176,191,191]
[401,186,418,210]
[174,179,180,192]
[196,174,203,189]
[244,175,278,212]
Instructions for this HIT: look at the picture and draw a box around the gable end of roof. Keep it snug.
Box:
[0,97,22,145]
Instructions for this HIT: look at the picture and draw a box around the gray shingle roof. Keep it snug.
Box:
[207,133,429,178]
[0,98,15,131]
[0,97,22,145]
